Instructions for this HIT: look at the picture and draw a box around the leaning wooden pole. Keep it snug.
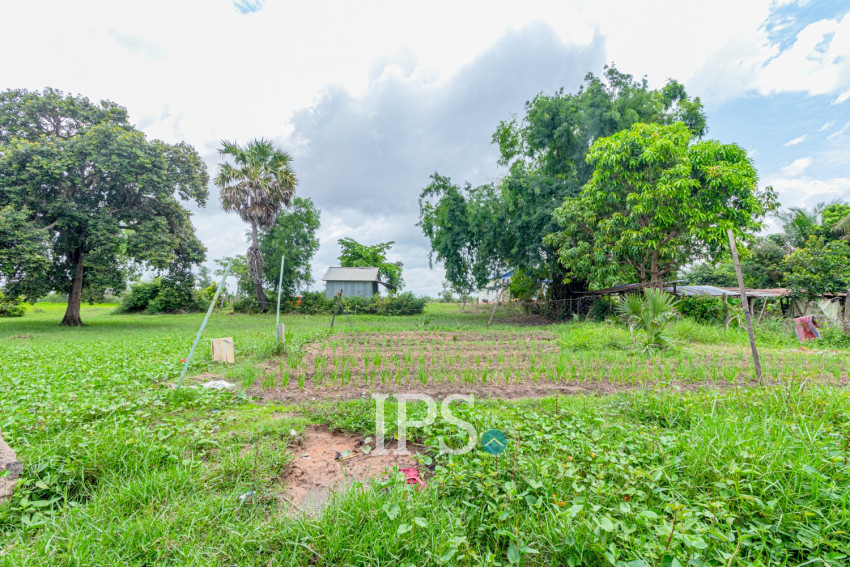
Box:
[176,258,234,389]
[727,229,762,383]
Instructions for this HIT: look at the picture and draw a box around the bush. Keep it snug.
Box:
[677,295,727,324]
[341,295,371,314]
[233,296,261,314]
[298,291,335,314]
[116,276,205,314]
[372,292,426,315]
[148,275,205,313]
[820,321,850,349]
[0,291,25,317]
[588,298,616,321]
[116,280,161,313]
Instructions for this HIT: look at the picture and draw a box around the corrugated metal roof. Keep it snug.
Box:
[322,267,380,282]
[667,285,788,298]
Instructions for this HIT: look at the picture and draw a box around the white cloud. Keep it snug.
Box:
[779,156,813,176]
[766,175,850,207]
[755,12,850,98]
[784,134,807,146]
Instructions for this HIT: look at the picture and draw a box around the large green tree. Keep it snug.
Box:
[419,66,707,300]
[259,196,321,298]
[784,236,850,301]
[337,237,403,290]
[215,138,297,312]
[417,173,500,299]
[0,88,208,325]
[546,122,777,287]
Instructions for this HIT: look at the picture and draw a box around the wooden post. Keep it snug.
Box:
[727,229,762,383]
[275,255,285,342]
[722,294,730,328]
[758,297,768,323]
[210,337,235,363]
[330,290,342,328]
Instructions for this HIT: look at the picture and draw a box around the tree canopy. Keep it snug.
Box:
[337,237,403,290]
[0,88,208,325]
[419,66,707,300]
[546,122,777,287]
[259,196,321,298]
[215,138,297,312]
[784,236,850,300]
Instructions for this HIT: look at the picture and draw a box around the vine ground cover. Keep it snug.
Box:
[0,303,848,565]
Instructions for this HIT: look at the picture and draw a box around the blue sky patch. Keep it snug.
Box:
[233,0,265,14]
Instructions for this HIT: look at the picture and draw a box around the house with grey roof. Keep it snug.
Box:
[322,267,384,299]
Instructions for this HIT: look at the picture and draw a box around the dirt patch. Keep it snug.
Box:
[0,433,22,503]
[282,426,425,513]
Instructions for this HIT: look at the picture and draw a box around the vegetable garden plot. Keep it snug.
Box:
[248,331,850,402]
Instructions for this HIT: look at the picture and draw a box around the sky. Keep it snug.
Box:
[1,0,849,296]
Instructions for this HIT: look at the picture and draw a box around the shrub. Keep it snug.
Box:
[298,291,335,314]
[677,295,727,324]
[372,292,426,315]
[0,291,25,317]
[116,276,205,314]
[116,280,161,313]
[588,298,616,321]
[147,275,205,313]
[233,296,261,314]
[616,289,679,352]
[341,295,371,314]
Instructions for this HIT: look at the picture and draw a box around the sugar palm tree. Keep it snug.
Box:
[215,138,297,312]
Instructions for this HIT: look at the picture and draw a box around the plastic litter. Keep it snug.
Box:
[399,466,425,489]
[202,380,235,390]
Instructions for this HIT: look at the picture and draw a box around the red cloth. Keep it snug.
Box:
[399,466,424,489]
[794,315,821,342]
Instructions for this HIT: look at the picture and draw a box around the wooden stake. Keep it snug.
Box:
[727,229,762,383]
[758,297,768,323]
[330,290,342,328]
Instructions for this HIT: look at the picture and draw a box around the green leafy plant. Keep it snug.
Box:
[616,288,679,352]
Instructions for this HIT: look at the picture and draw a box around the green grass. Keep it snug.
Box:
[1,303,849,565]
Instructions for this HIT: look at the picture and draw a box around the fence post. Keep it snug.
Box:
[275,255,285,343]
[331,290,342,328]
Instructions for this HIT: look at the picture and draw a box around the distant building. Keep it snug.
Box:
[477,270,513,304]
[322,267,381,299]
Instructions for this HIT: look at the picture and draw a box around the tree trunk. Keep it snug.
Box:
[649,253,662,289]
[249,223,269,312]
[61,249,85,326]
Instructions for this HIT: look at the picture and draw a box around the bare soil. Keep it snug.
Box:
[281,426,425,513]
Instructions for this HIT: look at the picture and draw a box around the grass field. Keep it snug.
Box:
[1,302,849,566]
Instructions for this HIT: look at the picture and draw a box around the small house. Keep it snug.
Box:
[322,267,381,299]
[477,270,513,304]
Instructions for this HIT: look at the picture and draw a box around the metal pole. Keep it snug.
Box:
[727,229,762,383]
[275,255,285,342]
[176,258,234,389]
